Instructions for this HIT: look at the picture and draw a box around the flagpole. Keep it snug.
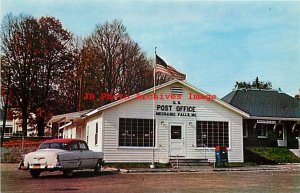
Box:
[150,47,157,169]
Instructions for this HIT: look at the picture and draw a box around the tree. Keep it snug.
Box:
[57,37,84,112]
[0,57,13,146]
[31,16,74,136]
[81,20,156,109]
[234,77,272,90]
[1,14,40,137]
[1,14,74,136]
[1,16,170,138]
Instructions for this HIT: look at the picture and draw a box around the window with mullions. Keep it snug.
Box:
[196,121,229,148]
[257,124,268,138]
[119,118,155,147]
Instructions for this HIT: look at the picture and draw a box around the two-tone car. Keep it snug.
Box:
[19,138,104,178]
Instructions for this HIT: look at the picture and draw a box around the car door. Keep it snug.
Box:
[79,141,95,168]
[67,142,81,168]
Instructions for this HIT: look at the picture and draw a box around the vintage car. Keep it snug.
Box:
[19,138,104,178]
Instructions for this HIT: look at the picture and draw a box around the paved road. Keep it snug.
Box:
[1,164,300,193]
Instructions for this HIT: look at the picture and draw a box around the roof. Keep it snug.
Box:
[42,138,84,144]
[84,79,249,118]
[48,109,92,123]
[222,89,300,119]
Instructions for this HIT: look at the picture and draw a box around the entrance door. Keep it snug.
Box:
[169,125,185,157]
[276,124,287,147]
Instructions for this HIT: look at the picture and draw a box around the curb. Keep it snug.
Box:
[116,165,300,173]
[2,163,300,173]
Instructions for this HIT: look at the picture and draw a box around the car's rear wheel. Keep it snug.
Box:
[30,170,41,178]
[62,169,74,177]
[94,159,102,174]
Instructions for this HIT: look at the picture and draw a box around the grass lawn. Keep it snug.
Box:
[246,147,300,164]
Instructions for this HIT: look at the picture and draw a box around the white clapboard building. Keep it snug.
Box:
[61,80,249,163]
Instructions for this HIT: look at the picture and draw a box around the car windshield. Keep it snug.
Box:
[38,142,69,150]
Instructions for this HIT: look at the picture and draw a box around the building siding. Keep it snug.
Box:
[85,115,103,152]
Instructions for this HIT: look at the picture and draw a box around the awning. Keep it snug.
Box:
[59,122,72,130]
[48,109,92,123]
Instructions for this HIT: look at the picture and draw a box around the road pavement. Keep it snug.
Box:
[1,163,300,193]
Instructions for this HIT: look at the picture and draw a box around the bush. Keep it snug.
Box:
[1,147,37,163]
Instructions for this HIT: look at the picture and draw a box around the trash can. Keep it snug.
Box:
[215,146,228,167]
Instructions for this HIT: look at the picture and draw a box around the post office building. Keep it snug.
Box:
[60,80,249,163]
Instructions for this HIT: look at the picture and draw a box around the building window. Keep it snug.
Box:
[4,127,12,137]
[171,126,182,139]
[257,124,268,138]
[95,122,98,145]
[243,122,248,138]
[171,86,183,94]
[196,121,229,148]
[119,118,155,147]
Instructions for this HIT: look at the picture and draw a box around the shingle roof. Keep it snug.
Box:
[222,89,300,118]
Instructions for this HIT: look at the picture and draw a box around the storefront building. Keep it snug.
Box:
[222,89,300,149]
[61,80,249,163]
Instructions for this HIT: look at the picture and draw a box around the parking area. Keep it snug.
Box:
[1,164,300,193]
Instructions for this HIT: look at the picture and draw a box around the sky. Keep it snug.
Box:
[1,0,300,98]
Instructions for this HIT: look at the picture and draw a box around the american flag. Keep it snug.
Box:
[155,54,186,81]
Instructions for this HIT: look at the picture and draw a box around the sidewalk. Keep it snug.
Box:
[112,163,300,173]
[2,163,300,173]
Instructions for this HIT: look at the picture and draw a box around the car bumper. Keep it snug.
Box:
[18,162,64,171]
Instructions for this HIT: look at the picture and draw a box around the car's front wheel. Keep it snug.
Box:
[94,159,102,174]
[30,170,41,178]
